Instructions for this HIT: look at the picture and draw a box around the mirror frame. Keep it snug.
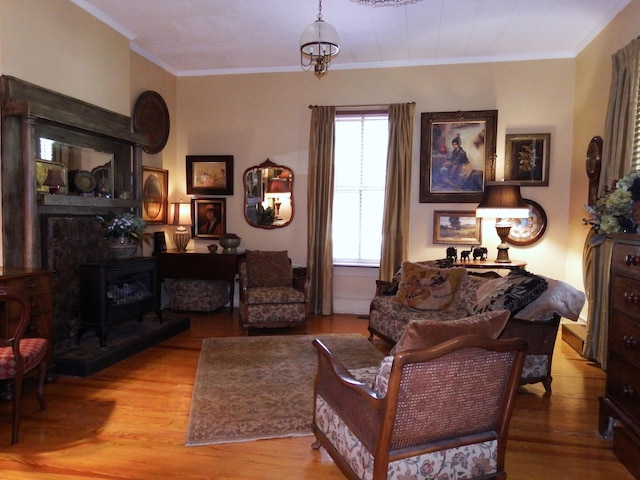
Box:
[243,159,294,229]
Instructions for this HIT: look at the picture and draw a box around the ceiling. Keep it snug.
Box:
[72,0,631,76]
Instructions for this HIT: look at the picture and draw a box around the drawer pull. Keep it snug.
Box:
[623,384,635,398]
[623,335,638,348]
[625,254,640,266]
[623,291,639,303]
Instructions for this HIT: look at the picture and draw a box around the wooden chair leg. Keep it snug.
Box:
[36,361,47,411]
[12,372,24,445]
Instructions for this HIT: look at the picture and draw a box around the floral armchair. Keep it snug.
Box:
[238,250,309,335]
[311,333,527,480]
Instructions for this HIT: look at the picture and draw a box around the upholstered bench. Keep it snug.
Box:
[169,279,229,312]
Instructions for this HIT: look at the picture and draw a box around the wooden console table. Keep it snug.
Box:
[156,250,244,313]
[452,260,526,270]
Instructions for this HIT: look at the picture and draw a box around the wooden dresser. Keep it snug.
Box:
[600,234,640,479]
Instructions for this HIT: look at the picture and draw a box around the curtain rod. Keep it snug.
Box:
[308,102,415,109]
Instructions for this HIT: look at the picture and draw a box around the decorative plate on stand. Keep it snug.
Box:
[133,91,170,154]
[505,199,547,246]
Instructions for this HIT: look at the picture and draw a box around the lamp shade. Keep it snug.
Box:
[43,169,66,187]
[267,178,290,194]
[299,20,340,57]
[170,202,192,226]
[476,182,529,219]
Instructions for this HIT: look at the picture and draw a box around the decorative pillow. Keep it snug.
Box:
[470,268,548,316]
[515,277,586,322]
[245,250,291,288]
[393,262,466,311]
[390,309,511,355]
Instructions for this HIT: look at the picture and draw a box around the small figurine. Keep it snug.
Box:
[445,246,457,261]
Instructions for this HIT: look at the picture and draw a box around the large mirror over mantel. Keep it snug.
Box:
[243,159,294,228]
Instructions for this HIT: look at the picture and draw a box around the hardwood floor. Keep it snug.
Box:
[0,310,634,479]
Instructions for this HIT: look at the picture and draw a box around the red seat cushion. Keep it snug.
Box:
[0,338,47,379]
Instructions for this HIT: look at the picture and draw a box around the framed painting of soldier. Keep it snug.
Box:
[419,110,498,203]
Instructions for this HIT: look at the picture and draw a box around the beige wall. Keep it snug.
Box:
[568,0,640,315]
[4,0,636,314]
[177,61,575,312]
[0,0,130,114]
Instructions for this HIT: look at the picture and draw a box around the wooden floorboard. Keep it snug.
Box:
[0,311,633,479]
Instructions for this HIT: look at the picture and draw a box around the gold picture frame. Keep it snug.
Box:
[433,210,482,245]
[142,167,169,224]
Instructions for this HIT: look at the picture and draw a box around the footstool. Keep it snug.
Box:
[169,279,229,312]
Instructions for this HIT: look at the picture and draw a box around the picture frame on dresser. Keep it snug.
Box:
[186,155,234,196]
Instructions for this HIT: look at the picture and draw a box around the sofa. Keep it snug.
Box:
[368,260,586,395]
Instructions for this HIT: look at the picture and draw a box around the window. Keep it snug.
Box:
[332,111,388,266]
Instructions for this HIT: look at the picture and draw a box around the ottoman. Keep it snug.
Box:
[169,279,229,312]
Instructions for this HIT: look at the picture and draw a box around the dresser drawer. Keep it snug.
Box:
[607,354,640,422]
[612,241,640,279]
[611,274,640,319]
[610,312,640,367]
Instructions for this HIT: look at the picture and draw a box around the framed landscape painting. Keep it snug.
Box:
[433,210,482,245]
[420,110,498,203]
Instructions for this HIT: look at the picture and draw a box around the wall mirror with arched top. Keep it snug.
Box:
[243,159,294,229]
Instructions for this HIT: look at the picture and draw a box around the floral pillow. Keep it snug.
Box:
[393,262,466,310]
[469,268,548,315]
[390,309,511,355]
[372,356,394,398]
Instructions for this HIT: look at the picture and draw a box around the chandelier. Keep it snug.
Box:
[350,0,423,5]
[299,0,340,78]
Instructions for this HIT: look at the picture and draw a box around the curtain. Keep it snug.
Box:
[600,38,640,191]
[379,103,415,281]
[583,38,640,368]
[307,106,336,315]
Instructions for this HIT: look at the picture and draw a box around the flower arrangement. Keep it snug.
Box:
[97,212,146,243]
[584,171,640,244]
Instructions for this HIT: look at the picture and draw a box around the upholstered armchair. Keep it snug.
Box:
[311,334,527,480]
[238,250,309,335]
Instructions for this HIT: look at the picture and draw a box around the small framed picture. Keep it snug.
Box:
[433,210,482,245]
[504,133,550,186]
[192,198,226,239]
[186,155,234,195]
[142,166,168,224]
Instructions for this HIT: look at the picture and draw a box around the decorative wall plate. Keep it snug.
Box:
[72,170,97,193]
[505,199,547,246]
[133,91,170,154]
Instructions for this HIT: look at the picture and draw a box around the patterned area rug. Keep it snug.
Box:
[185,333,384,446]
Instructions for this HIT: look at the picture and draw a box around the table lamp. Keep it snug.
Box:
[170,201,192,252]
[43,168,66,194]
[475,182,529,263]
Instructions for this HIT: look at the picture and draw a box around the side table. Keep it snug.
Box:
[452,260,527,270]
[156,250,244,313]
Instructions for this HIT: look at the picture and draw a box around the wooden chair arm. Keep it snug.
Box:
[313,339,382,408]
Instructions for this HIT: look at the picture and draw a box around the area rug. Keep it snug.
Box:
[185,333,384,446]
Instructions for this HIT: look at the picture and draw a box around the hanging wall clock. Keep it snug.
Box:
[585,135,603,206]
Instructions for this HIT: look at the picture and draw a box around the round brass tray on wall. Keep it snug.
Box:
[133,91,170,154]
